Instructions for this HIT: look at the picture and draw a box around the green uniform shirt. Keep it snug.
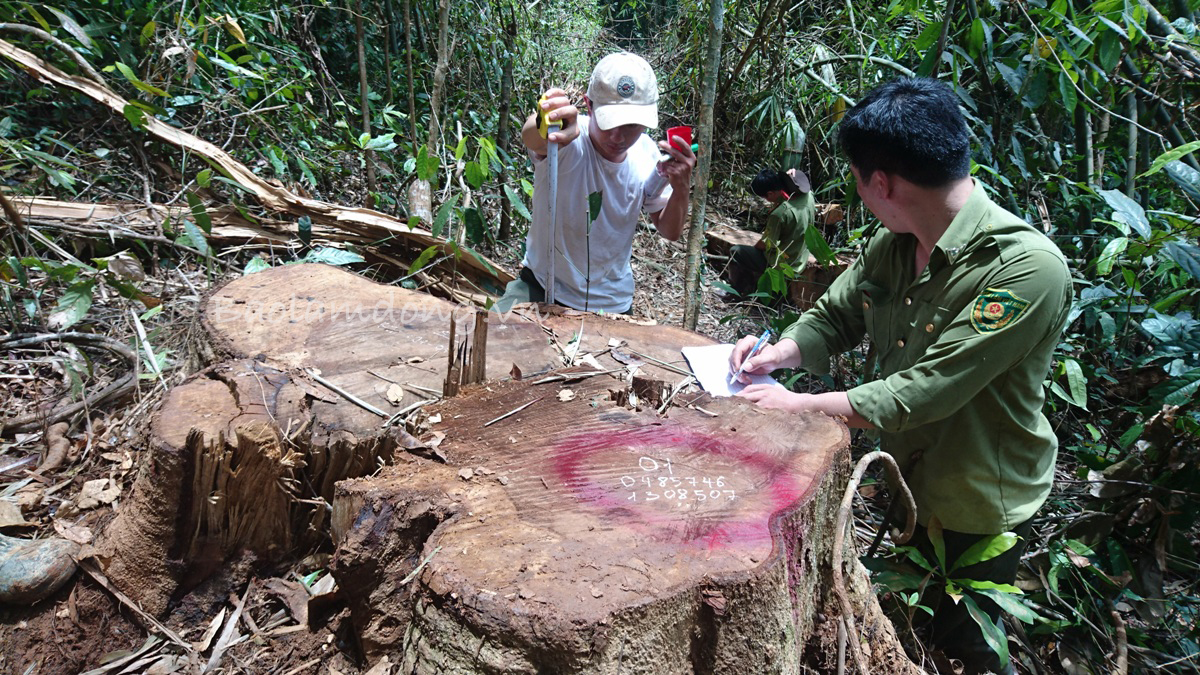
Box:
[764,191,814,267]
[781,184,1072,534]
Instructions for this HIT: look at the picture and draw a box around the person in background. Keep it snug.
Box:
[729,77,1072,674]
[726,167,815,298]
[493,52,695,314]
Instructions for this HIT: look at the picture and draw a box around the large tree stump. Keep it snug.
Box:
[87,263,918,672]
[330,374,852,672]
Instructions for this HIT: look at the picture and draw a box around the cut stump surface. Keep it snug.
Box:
[84,263,920,673]
[332,374,850,672]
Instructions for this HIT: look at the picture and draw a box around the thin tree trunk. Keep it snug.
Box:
[383,0,394,106]
[404,0,418,153]
[426,0,452,154]
[354,0,377,208]
[716,0,782,106]
[683,0,725,330]
[495,0,516,241]
[929,0,958,79]
[1124,93,1138,198]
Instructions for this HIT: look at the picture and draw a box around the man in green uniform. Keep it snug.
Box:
[730,78,1072,673]
[727,168,815,298]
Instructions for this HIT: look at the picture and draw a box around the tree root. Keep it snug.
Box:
[0,333,138,435]
[832,450,918,674]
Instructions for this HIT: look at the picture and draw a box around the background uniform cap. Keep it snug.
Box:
[587,53,659,131]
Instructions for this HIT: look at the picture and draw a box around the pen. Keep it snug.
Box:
[730,329,771,383]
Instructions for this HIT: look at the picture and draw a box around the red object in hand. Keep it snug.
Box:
[666,125,692,150]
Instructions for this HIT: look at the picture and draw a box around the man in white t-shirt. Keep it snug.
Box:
[494,52,695,314]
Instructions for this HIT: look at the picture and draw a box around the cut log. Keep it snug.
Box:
[86,263,918,672]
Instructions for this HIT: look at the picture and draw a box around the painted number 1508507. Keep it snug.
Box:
[619,456,736,503]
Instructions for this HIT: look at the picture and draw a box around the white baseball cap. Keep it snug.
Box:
[587,53,659,131]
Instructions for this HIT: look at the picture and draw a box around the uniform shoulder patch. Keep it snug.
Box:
[970,288,1030,333]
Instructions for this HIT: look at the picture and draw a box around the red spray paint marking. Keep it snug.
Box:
[550,426,805,551]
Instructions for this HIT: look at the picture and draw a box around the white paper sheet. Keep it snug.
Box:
[681,343,785,397]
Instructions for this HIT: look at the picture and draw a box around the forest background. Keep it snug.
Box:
[0,0,1198,671]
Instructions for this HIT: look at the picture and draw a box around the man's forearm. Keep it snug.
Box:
[521,113,548,158]
[806,391,874,429]
[651,190,688,241]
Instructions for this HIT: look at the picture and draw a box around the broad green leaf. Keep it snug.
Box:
[872,570,927,592]
[588,191,603,224]
[457,245,499,277]
[432,194,459,239]
[140,20,156,46]
[1095,236,1128,276]
[267,146,287,176]
[1140,141,1200,178]
[407,245,440,276]
[889,545,935,572]
[1163,241,1200,281]
[357,132,371,149]
[122,104,147,130]
[1064,358,1088,410]
[186,192,212,234]
[453,136,468,161]
[48,280,95,330]
[951,532,1019,571]
[304,247,365,266]
[297,216,312,246]
[995,63,1023,95]
[243,257,270,275]
[1058,71,1078,115]
[968,18,986,59]
[196,169,212,188]
[209,55,265,81]
[416,152,439,183]
[1150,368,1200,407]
[139,305,164,321]
[365,133,397,151]
[1165,160,1200,202]
[954,579,1022,594]
[114,62,168,97]
[1096,30,1121,72]
[503,184,532,221]
[184,220,211,257]
[976,589,1041,624]
[962,594,1010,665]
[479,136,499,167]
[23,4,51,31]
[46,7,94,48]
[805,226,835,265]
[463,207,486,244]
[464,160,485,190]
[928,517,947,571]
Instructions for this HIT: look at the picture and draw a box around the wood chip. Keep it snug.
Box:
[76,478,121,510]
[385,383,405,405]
[557,389,576,402]
[0,500,29,528]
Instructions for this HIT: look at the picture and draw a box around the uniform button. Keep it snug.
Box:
[904,297,913,305]
[925,323,934,333]
[897,339,906,347]
[862,301,870,310]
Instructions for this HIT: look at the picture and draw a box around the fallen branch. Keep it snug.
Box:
[1,333,138,435]
[0,23,105,84]
[0,38,512,295]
